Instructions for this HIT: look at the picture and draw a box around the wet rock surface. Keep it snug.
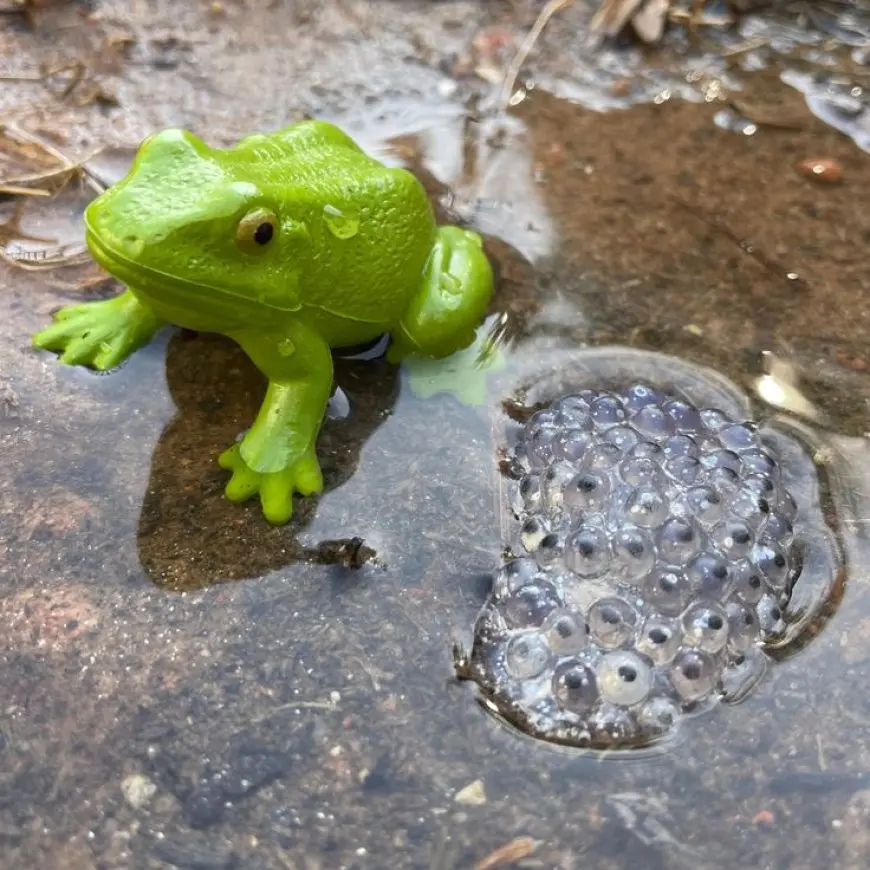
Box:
[1,2,870,869]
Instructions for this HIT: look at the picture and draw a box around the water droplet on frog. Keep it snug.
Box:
[323,204,360,239]
[277,338,295,356]
[439,272,461,295]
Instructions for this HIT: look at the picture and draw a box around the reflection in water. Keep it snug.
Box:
[4,6,870,862]
[135,331,398,590]
[457,347,845,752]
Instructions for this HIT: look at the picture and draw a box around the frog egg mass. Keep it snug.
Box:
[464,383,838,750]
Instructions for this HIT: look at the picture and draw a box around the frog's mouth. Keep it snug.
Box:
[86,230,232,302]
[85,230,302,314]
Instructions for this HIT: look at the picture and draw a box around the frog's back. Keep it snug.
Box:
[237,122,437,331]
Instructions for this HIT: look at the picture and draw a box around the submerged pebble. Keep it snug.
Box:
[464,382,839,750]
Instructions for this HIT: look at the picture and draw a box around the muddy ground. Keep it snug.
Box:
[2,1,870,869]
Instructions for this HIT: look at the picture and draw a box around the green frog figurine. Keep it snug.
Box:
[33,121,494,524]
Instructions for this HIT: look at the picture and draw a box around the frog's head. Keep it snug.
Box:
[85,129,304,329]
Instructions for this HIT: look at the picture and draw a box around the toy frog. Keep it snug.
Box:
[33,121,494,524]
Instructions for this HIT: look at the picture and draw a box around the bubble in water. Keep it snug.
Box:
[744,473,778,504]
[712,519,755,559]
[504,632,550,679]
[552,661,598,712]
[685,486,724,525]
[663,435,697,460]
[752,542,790,589]
[687,552,732,597]
[638,696,681,733]
[630,442,664,461]
[666,455,702,486]
[584,442,622,471]
[492,557,539,598]
[563,471,611,515]
[564,526,611,578]
[718,423,757,452]
[535,532,564,568]
[670,649,718,702]
[625,487,670,528]
[524,411,557,470]
[520,516,550,553]
[682,601,729,653]
[732,560,765,604]
[657,517,703,565]
[647,568,692,615]
[756,594,786,639]
[553,394,592,419]
[542,609,588,654]
[590,394,627,428]
[552,428,595,463]
[705,466,741,500]
[513,475,541,516]
[604,424,640,453]
[700,408,730,431]
[764,511,794,545]
[596,651,653,706]
[540,461,577,514]
[553,399,593,431]
[622,455,665,488]
[701,449,743,477]
[622,383,662,412]
[502,583,560,629]
[588,597,639,648]
[664,399,704,432]
[742,448,777,477]
[637,617,681,664]
[730,489,770,531]
[323,204,360,239]
[611,526,656,583]
[726,600,760,652]
[632,405,676,441]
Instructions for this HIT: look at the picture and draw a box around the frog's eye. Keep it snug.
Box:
[236,208,277,252]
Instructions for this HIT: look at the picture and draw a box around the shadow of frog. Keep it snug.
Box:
[136,329,395,591]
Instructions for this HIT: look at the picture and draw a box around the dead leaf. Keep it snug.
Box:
[473,836,537,870]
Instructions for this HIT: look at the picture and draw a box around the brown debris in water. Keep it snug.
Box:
[796,157,844,184]
[473,836,537,870]
[0,123,104,270]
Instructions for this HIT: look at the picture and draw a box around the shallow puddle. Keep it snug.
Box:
[2,3,870,869]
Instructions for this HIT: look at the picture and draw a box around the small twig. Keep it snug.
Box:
[0,245,91,271]
[670,196,810,292]
[1,124,105,196]
[0,143,106,196]
[499,0,575,110]
[0,184,50,197]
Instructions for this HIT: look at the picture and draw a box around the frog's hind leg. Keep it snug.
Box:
[387,225,494,364]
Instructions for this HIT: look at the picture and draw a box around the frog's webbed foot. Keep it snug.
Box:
[388,225,497,406]
[33,290,164,371]
[219,443,324,526]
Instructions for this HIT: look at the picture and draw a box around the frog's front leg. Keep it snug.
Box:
[218,322,333,525]
[33,289,165,371]
[388,225,497,405]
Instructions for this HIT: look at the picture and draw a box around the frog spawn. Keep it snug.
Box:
[464,384,810,749]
